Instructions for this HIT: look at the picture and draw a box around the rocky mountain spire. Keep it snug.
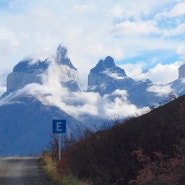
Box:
[90,56,127,76]
[55,45,76,70]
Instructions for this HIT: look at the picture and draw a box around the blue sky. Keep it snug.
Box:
[0,0,185,90]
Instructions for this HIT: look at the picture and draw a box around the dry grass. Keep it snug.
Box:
[41,152,92,185]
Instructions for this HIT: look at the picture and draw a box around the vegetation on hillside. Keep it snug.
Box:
[42,95,185,185]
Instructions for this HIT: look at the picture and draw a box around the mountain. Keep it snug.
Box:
[7,59,49,92]
[54,45,82,91]
[0,44,185,156]
[88,56,132,95]
[0,97,82,156]
[6,45,82,94]
[0,45,83,156]
[87,56,173,108]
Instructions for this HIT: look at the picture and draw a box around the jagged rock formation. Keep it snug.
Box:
[88,56,132,95]
[7,59,49,92]
[1,45,185,156]
[0,45,83,156]
[87,56,172,107]
[6,45,82,93]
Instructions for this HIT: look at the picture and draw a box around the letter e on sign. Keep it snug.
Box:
[52,120,66,134]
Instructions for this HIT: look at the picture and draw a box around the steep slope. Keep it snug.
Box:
[0,45,83,156]
[6,44,82,94]
[1,45,185,157]
[7,59,49,92]
[0,97,82,156]
[57,94,185,185]
[54,45,82,91]
[88,56,131,94]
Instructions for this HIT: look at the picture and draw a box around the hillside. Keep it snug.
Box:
[1,45,185,156]
[53,94,185,185]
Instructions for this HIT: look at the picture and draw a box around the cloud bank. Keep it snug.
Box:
[0,0,185,88]
[121,61,181,84]
[0,58,150,123]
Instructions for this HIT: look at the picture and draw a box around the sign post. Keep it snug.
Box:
[52,120,66,160]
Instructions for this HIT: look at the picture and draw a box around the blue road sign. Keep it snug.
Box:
[52,120,66,134]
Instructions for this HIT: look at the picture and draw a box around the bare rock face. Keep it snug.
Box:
[55,45,82,92]
[87,56,130,95]
[1,45,185,157]
[6,45,82,93]
[7,59,48,92]
[0,45,83,156]
[56,45,76,70]
[87,56,174,107]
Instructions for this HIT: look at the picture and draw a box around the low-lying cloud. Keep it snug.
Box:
[121,61,181,84]
[1,0,185,89]
[0,59,150,123]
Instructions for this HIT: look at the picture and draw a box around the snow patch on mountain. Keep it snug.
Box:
[1,45,185,128]
[1,48,144,123]
[102,70,127,80]
[3,45,185,156]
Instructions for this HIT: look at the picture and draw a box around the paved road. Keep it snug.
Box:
[0,157,53,185]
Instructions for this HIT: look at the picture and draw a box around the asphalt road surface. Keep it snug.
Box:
[0,157,53,185]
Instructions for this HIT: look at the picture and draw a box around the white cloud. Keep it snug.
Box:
[147,84,172,96]
[121,62,181,84]
[0,0,185,89]
[0,59,150,122]
[166,2,185,17]
[39,61,147,120]
[177,45,185,61]
[120,62,146,80]
[2,0,185,125]
[72,4,94,15]
[109,5,124,18]
[0,81,145,121]
[113,20,161,35]
[163,23,185,37]
[102,89,150,118]
[145,62,180,84]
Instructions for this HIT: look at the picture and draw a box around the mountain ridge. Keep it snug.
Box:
[0,44,185,156]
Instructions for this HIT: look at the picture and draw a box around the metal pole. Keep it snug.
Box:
[58,134,62,160]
